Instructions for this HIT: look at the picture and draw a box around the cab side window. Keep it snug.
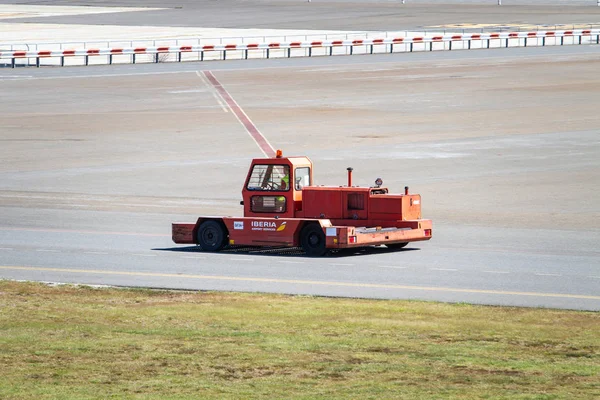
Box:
[294,167,311,190]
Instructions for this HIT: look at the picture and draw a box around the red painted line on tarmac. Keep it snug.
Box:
[202,70,275,157]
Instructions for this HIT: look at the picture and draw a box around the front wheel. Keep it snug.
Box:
[301,224,327,257]
[197,220,227,252]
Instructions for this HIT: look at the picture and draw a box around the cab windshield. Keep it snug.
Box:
[246,164,290,191]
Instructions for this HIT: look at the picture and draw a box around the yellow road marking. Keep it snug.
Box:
[1,265,599,301]
[427,23,600,30]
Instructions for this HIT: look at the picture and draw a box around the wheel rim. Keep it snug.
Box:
[308,233,320,248]
[202,227,219,247]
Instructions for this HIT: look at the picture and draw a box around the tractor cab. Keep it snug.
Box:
[241,150,313,218]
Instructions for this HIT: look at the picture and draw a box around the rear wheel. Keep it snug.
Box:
[197,220,227,252]
[301,224,327,257]
[386,242,409,249]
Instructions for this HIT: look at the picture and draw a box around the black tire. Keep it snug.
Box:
[386,242,409,249]
[197,220,227,252]
[301,224,327,257]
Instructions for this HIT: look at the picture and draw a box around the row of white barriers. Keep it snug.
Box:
[1,29,599,68]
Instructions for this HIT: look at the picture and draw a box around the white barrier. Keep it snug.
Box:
[2,29,599,68]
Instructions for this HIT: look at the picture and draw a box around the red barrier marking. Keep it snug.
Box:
[527,32,537,37]
[471,34,481,40]
[203,45,215,51]
[87,49,100,55]
[133,48,146,53]
[180,46,192,52]
[490,33,500,38]
[13,51,26,57]
[352,40,364,45]
[247,43,259,49]
[290,42,302,47]
[546,32,556,36]
[269,43,281,48]
[332,40,344,45]
[311,41,323,47]
[110,48,123,54]
[63,50,75,56]
[509,33,519,37]
[38,51,51,57]
[451,35,462,40]
[565,31,574,35]
[413,37,424,42]
[203,71,275,157]
[225,44,237,50]
[157,46,169,52]
[432,36,443,41]
[392,38,404,43]
[583,30,591,34]
[373,39,384,44]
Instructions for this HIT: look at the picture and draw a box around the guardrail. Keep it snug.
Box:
[2,29,599,68]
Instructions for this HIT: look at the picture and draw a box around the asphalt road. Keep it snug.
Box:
[1,44,599,310]
[1,0,600,31]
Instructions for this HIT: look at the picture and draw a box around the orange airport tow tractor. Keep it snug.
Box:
[172,150,432,256]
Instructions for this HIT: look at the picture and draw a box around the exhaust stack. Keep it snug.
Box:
[347,167,353,187]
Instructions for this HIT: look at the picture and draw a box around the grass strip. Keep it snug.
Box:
[0,281,598,399]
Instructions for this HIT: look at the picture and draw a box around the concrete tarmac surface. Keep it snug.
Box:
[1,45,599,310]
[2,1,600,31]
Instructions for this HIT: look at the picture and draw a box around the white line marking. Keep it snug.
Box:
[430,268,458,272]
[211,91,229,112]
[0,70,194,81]
[168,89,206,94]
[0,247,14,250]
[230,258,253,262]
[181,256,206,259]
[83,251,108,255]
[35,249,60,253]
[483,270,510,274]
[196,70,228,112]
[329,263,354,267]
[588,276,600,279]
[377,266,408,269]
[535,273,562,277]
[134,254,157,257]
[280,260,305,264]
